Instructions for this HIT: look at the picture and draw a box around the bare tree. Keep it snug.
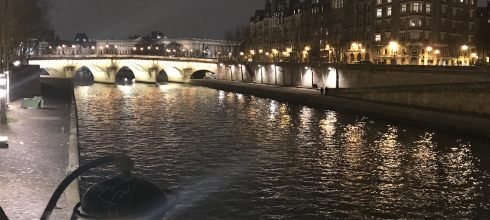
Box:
[224,24,248,41]
[0,0,51,123]
[286,16,303,63]
[224,25,247,60]
[166,41,183,56]
[476,19,490,64]
[0,0,52,71]
[323,5,352,89]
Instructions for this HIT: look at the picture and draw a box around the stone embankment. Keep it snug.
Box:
[189,79,490,138]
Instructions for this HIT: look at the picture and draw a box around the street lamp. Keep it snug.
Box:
[462,45,468,66]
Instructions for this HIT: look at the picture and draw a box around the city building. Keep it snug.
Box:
[38,33,97,56]
[246,0,479,66]
[37,32,240,59]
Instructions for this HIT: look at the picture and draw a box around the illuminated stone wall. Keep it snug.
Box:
[218,62,490,89]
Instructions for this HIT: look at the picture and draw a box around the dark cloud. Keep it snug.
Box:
[50,0,264,40]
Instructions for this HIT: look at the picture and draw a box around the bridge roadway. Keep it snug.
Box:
[30,55,221,84]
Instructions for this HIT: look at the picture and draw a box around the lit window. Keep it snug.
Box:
[375,34,381,42]
[410,18,422,26]
[377,9,382,18]
[387,7,392,16]
[401,5,406,13]
[412,3,421,12]
[426,4,431,13]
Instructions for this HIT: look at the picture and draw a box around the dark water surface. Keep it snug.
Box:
[75,82,490,219]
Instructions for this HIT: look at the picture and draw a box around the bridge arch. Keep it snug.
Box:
[40,67,64,76]
[191,69,216,79]
[73,64,109,82]
[160,67,184,82]
[116,63,149,83]
[73,66,94,85]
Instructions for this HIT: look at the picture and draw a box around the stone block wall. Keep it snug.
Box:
[218,62,490,89]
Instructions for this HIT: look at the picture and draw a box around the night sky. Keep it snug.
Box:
[51,0,487,41]
[50,0,264,41]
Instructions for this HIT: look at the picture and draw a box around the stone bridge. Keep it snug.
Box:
[29,55,219,83]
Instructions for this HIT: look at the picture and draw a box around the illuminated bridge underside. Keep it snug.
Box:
[30,55,219,83]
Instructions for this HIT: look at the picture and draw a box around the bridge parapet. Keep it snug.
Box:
[30,55,218,64]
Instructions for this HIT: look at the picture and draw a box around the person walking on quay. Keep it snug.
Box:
[324,87,328,96]
[320,87,324,96]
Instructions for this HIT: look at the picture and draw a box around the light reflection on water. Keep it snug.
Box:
[75,83,490,219]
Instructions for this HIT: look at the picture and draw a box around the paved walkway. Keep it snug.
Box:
[0,96,73,220]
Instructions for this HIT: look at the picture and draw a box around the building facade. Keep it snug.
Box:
[246,0,479,66]
[37,32,240,59]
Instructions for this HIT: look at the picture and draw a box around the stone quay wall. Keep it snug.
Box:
[215,62,490,116]
[216,62,490,89]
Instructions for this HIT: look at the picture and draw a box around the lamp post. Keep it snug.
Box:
[427,47,432,65]
[462,45,468,66]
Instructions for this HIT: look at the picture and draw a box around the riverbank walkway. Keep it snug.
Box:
[190,79,490,138]
[0,96,73,220]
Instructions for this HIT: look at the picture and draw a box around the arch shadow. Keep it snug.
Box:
[116,66,135,85]
[191,70,215,79]
[73,66,94,86]
[157,69,169,84]
[40,68,50,75]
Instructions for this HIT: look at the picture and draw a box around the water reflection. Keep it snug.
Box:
[75,83,490,219]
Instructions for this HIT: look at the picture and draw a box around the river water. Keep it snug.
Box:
[75,82,490,219]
